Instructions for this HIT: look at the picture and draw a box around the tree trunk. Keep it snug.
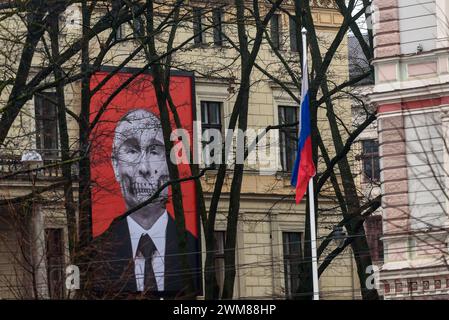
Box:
[49,4,78,260]
[78,0,92,255]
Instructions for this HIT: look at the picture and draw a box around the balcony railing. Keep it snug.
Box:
[0,150,79,179]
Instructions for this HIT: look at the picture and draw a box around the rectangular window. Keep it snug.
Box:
[362,139,380,181]
[214,231,226,297]
[271,14,281,49]
[35,93,59,159]
[45,228,65,299]
[365,215,384,263]
[283,232,302,299]
[201,101,222,166]
[115,23,124,41]
[193,7,205,45]
[132,5,144,38]
[201,101,222,132]
[278,106,298,172]
[212,8,224,46]
[289,16,299,52]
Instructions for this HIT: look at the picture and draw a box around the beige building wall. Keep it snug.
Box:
[0,2,360,299]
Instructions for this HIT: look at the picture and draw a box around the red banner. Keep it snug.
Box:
[90,71,197,238]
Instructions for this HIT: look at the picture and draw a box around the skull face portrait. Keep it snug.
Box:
[112,109,169,212]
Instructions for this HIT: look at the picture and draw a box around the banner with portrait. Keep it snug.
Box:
[88,68,201,298]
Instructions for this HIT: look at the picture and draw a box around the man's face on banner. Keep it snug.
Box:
[112,109,169,210]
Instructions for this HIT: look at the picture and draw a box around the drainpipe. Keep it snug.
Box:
[269,211,276,298]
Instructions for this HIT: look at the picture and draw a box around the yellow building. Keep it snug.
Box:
[0,1,359,299]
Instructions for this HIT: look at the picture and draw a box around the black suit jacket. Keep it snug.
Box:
[85,213,201,299]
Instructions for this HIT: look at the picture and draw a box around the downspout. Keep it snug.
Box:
[269,211,276,298]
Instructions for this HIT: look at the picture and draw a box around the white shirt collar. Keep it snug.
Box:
[127,210,168,258]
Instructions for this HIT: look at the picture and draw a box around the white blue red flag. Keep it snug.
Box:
[290,55,316,204]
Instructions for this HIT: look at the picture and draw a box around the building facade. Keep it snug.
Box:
[371,0,449,299]
[0,2,359,299]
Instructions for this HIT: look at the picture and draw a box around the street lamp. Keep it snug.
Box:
[21,150,44,299]
[21,150,43,172]
[21,150,43,189]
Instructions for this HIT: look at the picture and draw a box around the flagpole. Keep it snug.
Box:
[302,27,319,301]
[308,179,319,300]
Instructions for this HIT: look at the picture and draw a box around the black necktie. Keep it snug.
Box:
[136,234,157,291]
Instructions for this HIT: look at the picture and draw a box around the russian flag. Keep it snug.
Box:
[290,56,316,204]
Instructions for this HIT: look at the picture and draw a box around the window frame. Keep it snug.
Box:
[45,228,65,299]
[270,14,282,50]
[201,101,223,166]
[201,101,223,132]
[361,139,380,182]
[193,7,205,45]
[282,232,303,299]
[213,231,226,297]
[34,92,60,159]
[212,7,224,46]
[132,4,145,38]
[289,15,299,52]
[278,105,299,172]
[115,23,124,41]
